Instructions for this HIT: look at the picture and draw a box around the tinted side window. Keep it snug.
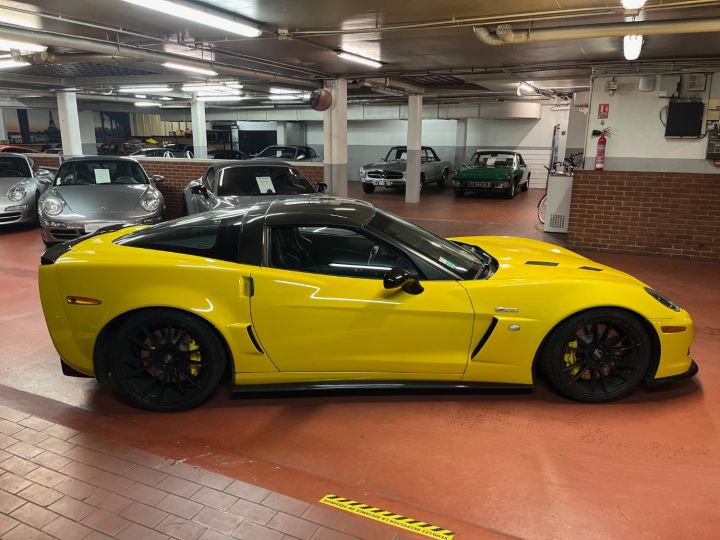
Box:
[269,225,419,279]
[116,217,240,262]
[205,168,217,191]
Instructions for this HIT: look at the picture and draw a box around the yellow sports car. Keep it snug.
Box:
[39,198,697,411]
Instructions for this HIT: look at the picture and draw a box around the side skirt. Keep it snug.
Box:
[232,380,533,394]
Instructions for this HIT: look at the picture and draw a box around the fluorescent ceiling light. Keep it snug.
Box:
[0,60,30,69]
[181,84,241,95]
[135,94,147,99]
[118,86,172,93]
[623,34,643,60]
[163,62,217,76]
[135,101,161,107]
[195,95,245,102]
[159,97,173,101]
[197,89,241,97]
[0,39,46,53]
[516,82,535,95]
[336,51,382,69]
[622,0,646,9]
[120,0,262,38]
[270,87,302,94]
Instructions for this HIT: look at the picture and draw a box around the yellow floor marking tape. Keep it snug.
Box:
[319,494,455,539]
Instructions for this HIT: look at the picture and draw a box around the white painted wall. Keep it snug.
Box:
[584,74,720,172]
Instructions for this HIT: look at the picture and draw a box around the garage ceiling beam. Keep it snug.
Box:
[0,24,320,89]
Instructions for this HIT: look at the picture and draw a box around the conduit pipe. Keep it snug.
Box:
[474,17,720,45]
[0,24,319,88]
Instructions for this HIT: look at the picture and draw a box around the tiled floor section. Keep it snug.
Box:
[0,404,419,540]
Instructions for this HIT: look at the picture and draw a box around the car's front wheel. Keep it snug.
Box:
[438,169,448,188]
[362,183,375,193]
[540,309,651,402]
[110,309,227,411]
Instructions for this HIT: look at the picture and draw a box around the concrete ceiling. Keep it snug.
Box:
[2,0,720,106]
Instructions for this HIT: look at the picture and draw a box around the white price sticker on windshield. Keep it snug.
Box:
[94,169,111,184]
[256,176,276,193]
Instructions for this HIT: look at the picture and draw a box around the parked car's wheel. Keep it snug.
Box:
[362,183,375,193]
[110,309,227,411]
[540,309,651,403]
[454,189,464,197]
[521,174,530,192]
[33,192,40,225]
[505,179,516,199]
[420,173,426,188]
[438,169,449,188]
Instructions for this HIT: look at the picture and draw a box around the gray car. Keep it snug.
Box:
[360,146,453,193]
[183,161,325,215]
[39,156,165,245]
[0,153,54,227]
[252,145,321,162]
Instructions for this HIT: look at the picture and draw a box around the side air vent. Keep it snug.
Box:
[579,266,603,272]
[525,261,559,266]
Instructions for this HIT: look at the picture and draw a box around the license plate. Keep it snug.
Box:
[468,181,492,188]
[373,180,387,186]
[84,222,115,233]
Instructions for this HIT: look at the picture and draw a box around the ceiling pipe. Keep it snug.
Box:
[363,77,426,95]
[0,24,319,88]
[22,52,135,64]
[474,17,720,45]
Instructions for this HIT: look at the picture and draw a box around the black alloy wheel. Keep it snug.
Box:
[541,309,651,402]
[362,182,375,193]
[438,169,448,188]
[110,309,226,411]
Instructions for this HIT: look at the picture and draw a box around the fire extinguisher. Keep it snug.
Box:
[594,128,610,171]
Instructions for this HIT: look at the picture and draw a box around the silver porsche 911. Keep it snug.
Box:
[0,153,54,226]
[183,160,325,215]
[39,156,165,245]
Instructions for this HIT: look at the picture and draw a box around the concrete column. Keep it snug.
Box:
[323,79,348,197]
[78,110,97,155]
[56,91,83,155]
[191,99,207,159]
[454,119,468,167]
[405,94,423,204]
[0,111,7,142]
[276,121,287,145]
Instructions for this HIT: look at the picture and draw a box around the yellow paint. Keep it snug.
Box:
[39,228,694,386]
[319,494,454,539]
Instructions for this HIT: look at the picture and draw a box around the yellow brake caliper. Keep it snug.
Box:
[187,338,201,377]
[564,339,580,375]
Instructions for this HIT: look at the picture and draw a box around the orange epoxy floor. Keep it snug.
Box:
[1,185,718,539]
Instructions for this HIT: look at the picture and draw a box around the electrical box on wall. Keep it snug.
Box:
[686,73,707,92]
[658,75,681,98]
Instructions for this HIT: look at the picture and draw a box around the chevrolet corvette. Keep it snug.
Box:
[39,197,697,411]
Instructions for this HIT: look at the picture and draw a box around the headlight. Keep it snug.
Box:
[8,184,27,202]
[42,197,64,216]
[359,168,367,178]
[140,190,161,212]
[645,288,681,312]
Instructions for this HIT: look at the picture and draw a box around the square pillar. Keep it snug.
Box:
[405,94,423,204]
[56,91,83,156]
[454,118,468,167]
[276,121,287,145]
[78,110,97,155]
[191,99,208,159]
[323,79,348,197]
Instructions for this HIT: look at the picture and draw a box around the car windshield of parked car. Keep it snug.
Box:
[257,146,297,159]
[470,152,515,167]
[0,157,31,178]
[385,147,408,161]
[217,166,315,196]
[369,210,489,280]
[54,160,149,186]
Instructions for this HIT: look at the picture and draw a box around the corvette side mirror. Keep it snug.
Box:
[383,268,424,295]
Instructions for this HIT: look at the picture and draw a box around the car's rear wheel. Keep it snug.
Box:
[505,179,516,199]
[438,169,448,188]
[541,309,651,402]
[362,183,375,193]
[110,309,227,411]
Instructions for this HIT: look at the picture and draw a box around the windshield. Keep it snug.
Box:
[257,146,297,159]
[369,210,488,280]
[0,157,31,178]
[218,166,315,196]
[385,147,408,161]
[470,152,515,167]
[54,160,149,186]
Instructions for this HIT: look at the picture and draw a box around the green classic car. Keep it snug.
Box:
[452,150,530,198]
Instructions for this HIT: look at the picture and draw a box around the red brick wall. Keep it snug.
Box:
[28,154,61,170]
[567,170,720,261]
[134,159,325,219]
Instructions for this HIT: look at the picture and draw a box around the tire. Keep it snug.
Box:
[438,169,448,188]
[505,179,516,199]
[537,194,547,224]
[521,174,530,192]
[540,309,651,403]
[362,183,375,193]
[33,192,40,226]
[420,173,426,188]
[109,309,227,411]
[454,189,464,197]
